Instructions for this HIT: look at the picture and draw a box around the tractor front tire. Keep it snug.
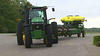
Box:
[46,25,53,47]
[17,22,24,45]
[25,27,31,48]
[51,22,58,44]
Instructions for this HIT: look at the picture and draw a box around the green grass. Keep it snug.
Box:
[86,32,100,34]
[93,35,100,47]
[96,41,100,47]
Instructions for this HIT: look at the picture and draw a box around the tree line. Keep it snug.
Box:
[0,0,32,33]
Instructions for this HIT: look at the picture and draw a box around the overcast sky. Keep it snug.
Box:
[27,0,100,28]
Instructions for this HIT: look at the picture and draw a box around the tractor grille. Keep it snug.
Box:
[32,24,44,30]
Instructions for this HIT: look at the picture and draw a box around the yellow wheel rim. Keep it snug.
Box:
[23,34,25,40]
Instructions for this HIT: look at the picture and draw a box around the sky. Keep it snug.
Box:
[27,0,100,28]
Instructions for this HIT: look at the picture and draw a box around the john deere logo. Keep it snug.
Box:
[36,26,39,28]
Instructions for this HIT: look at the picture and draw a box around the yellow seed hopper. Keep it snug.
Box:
[61,16,85,22]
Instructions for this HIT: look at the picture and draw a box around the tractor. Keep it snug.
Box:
[17,6,58,48]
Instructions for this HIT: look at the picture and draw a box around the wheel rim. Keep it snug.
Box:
[23,33,25,41]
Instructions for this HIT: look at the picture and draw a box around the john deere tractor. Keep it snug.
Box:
[17,6,58,48]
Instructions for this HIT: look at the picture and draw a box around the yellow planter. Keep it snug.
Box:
[61,16,85,22]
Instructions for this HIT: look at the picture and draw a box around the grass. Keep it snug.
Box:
[86,32,100,34]
[93,35,100,47]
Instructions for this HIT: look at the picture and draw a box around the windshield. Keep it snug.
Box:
[29,9,44,19]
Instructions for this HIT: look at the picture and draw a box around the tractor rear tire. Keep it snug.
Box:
[46,25,53,47]
[25,27,31,48]
[51,22,58,44]
[17,22,24,45]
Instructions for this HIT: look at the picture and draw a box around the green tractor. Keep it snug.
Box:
[17,6,58,48]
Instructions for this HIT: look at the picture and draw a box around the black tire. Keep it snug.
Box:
[30,36,33,44]
[24,27,31,48]
[77,33,80,37]
[43,38,46,44]
[51,22,58,43]
[46,25,53,47]
[65,34,68,37]
[68,34,71,37]
[17,22,24,45]
[52,38,58,44]
[82,32,85,37]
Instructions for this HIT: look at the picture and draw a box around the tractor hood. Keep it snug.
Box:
[31,17,44,23]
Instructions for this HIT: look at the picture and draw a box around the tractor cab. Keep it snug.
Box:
[29,7,47,24]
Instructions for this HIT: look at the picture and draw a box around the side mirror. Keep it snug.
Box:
[52,8,55,12]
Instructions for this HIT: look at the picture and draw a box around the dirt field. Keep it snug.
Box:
[0,33,100,56]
